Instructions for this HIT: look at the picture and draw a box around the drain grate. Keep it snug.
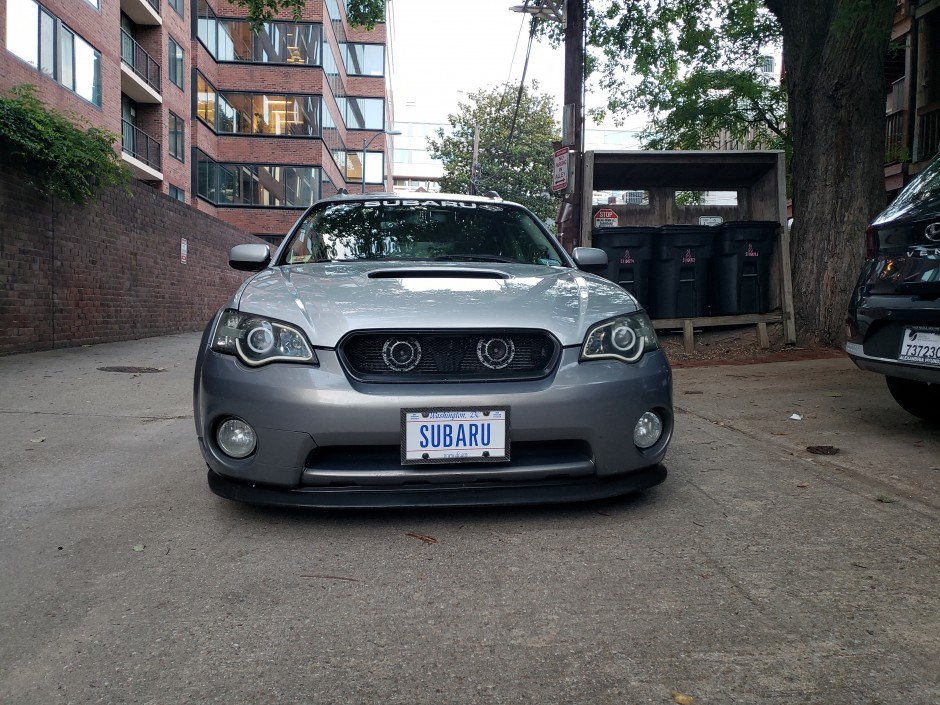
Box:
[97,366,165,374]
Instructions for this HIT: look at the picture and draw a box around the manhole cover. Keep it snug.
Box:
[97,366,165,374]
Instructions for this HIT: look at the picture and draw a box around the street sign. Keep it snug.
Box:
[552,147,569,192]
[593,208,618,229]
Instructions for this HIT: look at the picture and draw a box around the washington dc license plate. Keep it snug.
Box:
[401,408,509,464]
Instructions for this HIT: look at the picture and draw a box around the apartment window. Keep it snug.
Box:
[342,43,384,76]
[337,96,384,130]
[759,55,775,74]
[6,0,102,106]
[197,2,321,65]
[168,0,184,18]
[196,73,216,124]
[196,151,321,207]
[341,149,384,184]
[168,37,184,89]
[195,74,321,136]
[168,112,184,162]
[169,185,185,202]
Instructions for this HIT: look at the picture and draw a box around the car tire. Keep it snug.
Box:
[885,376,940,423]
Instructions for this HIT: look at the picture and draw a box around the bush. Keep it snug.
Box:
[0,84,131,205]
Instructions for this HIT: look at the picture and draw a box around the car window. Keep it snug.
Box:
[878,154,940,221]
[281,200,567,267]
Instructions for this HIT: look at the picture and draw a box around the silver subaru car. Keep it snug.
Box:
[194,193,673,507]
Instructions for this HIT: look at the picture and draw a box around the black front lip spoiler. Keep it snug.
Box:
[207,465,667,509]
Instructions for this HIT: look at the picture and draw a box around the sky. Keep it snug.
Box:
[388,0,568,124]
[387,0,649,145]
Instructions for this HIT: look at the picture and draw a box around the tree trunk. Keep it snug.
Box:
[765,0,896,346]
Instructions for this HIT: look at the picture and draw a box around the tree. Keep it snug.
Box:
[427,83,561,224]
[587,2,788,155]
[0,84,130,206]
[579,0,896,345]
[227,0,384,32]
[764,0,895,346]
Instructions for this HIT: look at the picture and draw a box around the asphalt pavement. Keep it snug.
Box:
[0,333,937,705]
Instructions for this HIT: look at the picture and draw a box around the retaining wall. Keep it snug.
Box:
[0,171,266,355]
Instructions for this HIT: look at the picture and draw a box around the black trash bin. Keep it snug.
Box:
[650,225,717,318]
[710,221,780,315]
[591,227,658,309]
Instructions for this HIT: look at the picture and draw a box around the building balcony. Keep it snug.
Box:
[885,109,908,163]
[122,120,163,181]
[918,102,940,163]
[121,30,162,104]
[120,0,161,26]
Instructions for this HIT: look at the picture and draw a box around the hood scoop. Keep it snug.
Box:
[368,267,510,280]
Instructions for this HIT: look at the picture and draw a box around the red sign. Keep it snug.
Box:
[552,147,569,192]
[593,208,618,229]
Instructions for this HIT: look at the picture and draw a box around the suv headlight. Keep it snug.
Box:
[580,312,659,363]
[211,309,318,367]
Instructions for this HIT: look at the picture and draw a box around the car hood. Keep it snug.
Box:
[234,262,640,348]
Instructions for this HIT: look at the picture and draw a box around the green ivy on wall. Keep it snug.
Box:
[0,84,131,206]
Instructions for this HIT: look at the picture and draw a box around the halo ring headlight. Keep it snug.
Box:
[477,337,516,370]
[383,337,422,372]
[246,321,276,354]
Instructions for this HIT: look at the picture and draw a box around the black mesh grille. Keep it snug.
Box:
[340,330,560,382]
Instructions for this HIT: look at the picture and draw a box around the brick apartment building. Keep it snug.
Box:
[884,0,940,194]
[1,0,393,242]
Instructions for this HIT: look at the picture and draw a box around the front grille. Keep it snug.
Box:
[339,329,560,382]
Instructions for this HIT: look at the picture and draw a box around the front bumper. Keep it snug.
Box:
[206,465,667,508]
[194,346,673,507]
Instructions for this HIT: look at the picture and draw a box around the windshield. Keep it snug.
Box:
[280,199,567,266]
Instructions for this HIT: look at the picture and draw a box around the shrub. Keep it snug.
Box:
[0,84,131,205]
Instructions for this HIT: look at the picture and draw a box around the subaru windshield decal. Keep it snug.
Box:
[362,199,505,212]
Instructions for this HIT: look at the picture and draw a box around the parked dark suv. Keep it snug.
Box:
[846,154,940,422]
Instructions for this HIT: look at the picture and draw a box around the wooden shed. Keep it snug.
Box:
[580,150,795,347]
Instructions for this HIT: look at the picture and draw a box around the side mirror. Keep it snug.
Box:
[229,244,271,272]
[572,247,608,273]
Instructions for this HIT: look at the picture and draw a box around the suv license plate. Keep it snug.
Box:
[401,408,509,464]
[898,328,940,366]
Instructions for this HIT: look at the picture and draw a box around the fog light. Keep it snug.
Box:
[633,411,663,449]
[216,418,257,458]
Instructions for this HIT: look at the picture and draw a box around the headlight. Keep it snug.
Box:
[580,312,659,363]
[211,309,318,366]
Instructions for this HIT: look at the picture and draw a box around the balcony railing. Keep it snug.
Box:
[122,120,162,172]
[120,29,161,93]
[919,103,940,162]
[885,109,907,163]
[145,0,160,12]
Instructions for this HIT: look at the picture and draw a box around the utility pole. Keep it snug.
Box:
[470,125,480,195]
[510,0,585,251]
[560,0,585,251]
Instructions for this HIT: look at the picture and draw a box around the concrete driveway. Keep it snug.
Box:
[0,333,937,705]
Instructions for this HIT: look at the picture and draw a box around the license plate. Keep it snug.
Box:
[898,328,940,366]
[401,408,509,464]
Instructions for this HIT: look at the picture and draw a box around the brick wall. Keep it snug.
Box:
[0,170,265,356]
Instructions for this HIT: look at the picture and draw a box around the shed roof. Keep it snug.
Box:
[589,150,784,190]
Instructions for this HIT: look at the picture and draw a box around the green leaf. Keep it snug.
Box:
[0,84,131,205]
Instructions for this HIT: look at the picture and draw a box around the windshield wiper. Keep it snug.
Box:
[432,254,520,264]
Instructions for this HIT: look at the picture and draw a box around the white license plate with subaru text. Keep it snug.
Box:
[898,328,940,366]
[401,408,509,464]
